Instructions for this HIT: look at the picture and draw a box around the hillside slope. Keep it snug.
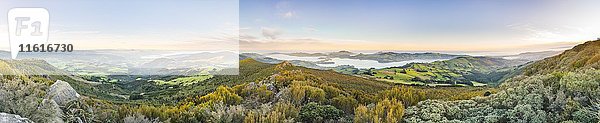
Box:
[364,56,526,86]
[524,40,600,76]
[114,58,495,122]
[0,59,67,75]
[426,56,526,85]
[1,56,499,122]
[428,56,524,73]
[174,59,394,103]
[404,40,600,122]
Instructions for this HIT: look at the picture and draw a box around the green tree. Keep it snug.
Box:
[299,102,343,122]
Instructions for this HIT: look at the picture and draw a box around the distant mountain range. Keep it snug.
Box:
[496,50,562,62]
[1,48,563,86]
[242,50,563,86]
[274,51,464,63]
[0,50,239,76]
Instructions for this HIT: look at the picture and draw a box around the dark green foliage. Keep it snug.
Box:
[572,109,598,123]
[484,91,492,96]
[129,93,143,100]
[299,102,344,122]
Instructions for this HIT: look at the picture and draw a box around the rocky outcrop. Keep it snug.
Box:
[275,61,293,70]
[0,113,34,123]
[45,80,80,106]
[41,99,64,123]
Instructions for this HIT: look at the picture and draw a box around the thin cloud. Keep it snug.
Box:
[302,26,318,32]
[275,1,291,9]
[261,27,283,39]
[283,11,294,18]
[508,23,600,43]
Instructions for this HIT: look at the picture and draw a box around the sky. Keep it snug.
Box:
[0,0,239,51]
[2,0,600,54]
[240,0,600,53]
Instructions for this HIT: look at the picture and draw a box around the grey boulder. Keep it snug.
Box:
[0,113,34,123]
[45,80,80,106]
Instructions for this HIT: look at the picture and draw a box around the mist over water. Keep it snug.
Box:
[317,58,447,69]
[247,50,543,57]
[265,53,448,69]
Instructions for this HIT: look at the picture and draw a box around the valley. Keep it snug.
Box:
[244,50,552,87]
[1,40,599,123]
[3,1,598,123]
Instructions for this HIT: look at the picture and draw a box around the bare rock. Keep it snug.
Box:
[46,80,80,106]
[41,99,64,123]
[275,61,293,70]
[0,113,34,123]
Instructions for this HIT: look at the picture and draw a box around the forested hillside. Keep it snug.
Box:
[0,58,496,122]
[100,59,494,122]
[404,40,600,122]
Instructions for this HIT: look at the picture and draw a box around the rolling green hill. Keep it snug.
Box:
[109,58,495,122]
[404,40,600,122]
[524,40,600,76]
[363,56,527,86]
[0,59,67,76]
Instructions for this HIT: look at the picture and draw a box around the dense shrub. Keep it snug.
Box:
[123,113,162,123]
[191,86,243,107]
[332,95,358,113]
[0,77,58,123]
[299,102,344,122]
[403,68,600,122]
[243,102,299,123]
[354,98,405,123]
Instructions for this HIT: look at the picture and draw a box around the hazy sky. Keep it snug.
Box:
[0,0,239,51]
[240,0,600,52]
[2,0,599,53]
